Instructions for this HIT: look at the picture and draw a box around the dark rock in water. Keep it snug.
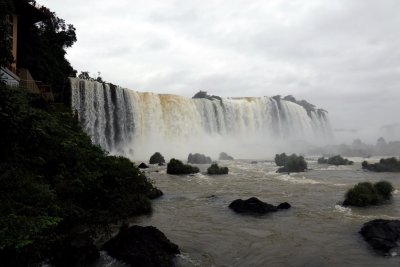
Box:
[207,163,229,175]
[188,153,212,164]
[102,225,180,267]
[229,197,278,214]
[192,90,222,101]
[251,161,258,164]
[147,188,163,199]
[277,202,291,209]
[52,233,99,267]
[362,157,400,172]
[149,152,166,165]
[219,152,234,160]
[360,219,400,255]
[138,162,149,169]
[167,158,199,175]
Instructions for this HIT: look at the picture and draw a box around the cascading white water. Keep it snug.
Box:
[70,78,332,160]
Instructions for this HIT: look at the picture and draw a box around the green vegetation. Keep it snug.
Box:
[343,181,394,207]
[207,163,229,175]
[275,153,307,173]
[149,152,165,165]
[167,159,199,175]
[0,0,14,69]
[0,85,157,266]
[318,155,353,165]
[274,153,287,166]
[362,157,400,172]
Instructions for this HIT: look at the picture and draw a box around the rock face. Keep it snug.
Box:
[229,197,291,215]
[277,202,291,209]
[219,152,234,160]
[360,219,400,255]
[138,162,149,169]
[207,163,229,175]
[52,233,99,267]
[102,225,180,267]
[167,158,199,175]
[187,153,212,164]
[149,152,165,165]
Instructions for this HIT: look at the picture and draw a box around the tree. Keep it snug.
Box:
[0,0,14,68]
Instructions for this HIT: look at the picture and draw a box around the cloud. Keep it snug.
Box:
[39,0,400,142]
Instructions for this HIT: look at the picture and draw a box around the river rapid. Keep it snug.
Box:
[101,157,400,267]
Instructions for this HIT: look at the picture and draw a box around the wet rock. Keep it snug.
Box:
[102,225,180,267]
[360,219,400,255]
[138,162,149,169]
[277,202,291,209]
[147,188,163,199]
[52,233,99,267]
[229,197,278,214]
[167,158,199,175]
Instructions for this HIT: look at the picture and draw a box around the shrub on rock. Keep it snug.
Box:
[276,154,307,173]
[167,159,199,175]
[362,157,400,172]
[219,152,234,160]
[149,152,165,165]
[187,153,212,164]
[318,155,353,165]
[207,163,229,175]
[275,153,287,166]
[343,181,394,207]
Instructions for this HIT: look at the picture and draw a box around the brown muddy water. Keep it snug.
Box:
[98,158,400,267]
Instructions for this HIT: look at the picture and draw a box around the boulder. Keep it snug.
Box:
[187,153,212,164]
[277,202,291,209]
[149,152,165,165]
[52,233,99,267]
[275,154,307,173]
[102,225,180,267]
[362,157,400,172]
[219,152,234,160]
[360,219,400,255]
[167,158,199,175]
[229,197,278,214]
[147,188,163,200]
[138,162,149,169]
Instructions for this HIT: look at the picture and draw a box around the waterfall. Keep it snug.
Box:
[70,78,332,159]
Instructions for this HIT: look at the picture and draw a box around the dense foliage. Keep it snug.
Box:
[0,0,14,68]
[362,157,400,172]
[18,2,77,100]
[275,153,307,173]
[318,155,353,165]
[343,181,394,207]
[207,163,229,175]
[187,153,212,164]
[167,159,199,175]
[275,153,287,166]
[149,152,165,165]
[0,85,157,266]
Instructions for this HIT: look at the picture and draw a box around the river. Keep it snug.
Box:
[100,157,400,267]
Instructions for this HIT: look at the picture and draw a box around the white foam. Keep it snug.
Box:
[276,175,321,185]
[334,205,352,215]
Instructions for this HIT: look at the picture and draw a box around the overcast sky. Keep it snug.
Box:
[39,0,400,142]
